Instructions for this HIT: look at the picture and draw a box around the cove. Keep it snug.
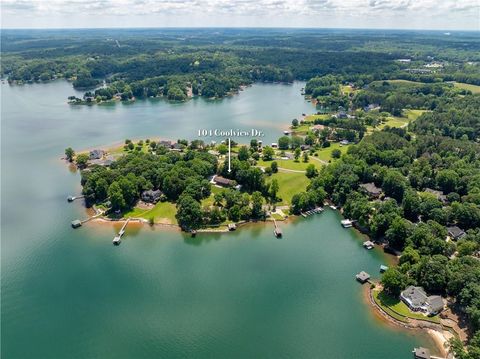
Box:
[1,80,436,358]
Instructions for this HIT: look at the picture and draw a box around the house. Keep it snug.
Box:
[158,140,172,148]
[214,176,235,187]
[171,143,184,151]
[89,149,105,160]
[141,189,163,204]
[447,226,466,241]
[413,347,431,359]
[300,144,311,151]
[356,271,370,283]
[424,188,447,204]
[400,286,445,315]
[89,155,114,167]
[359,183,383,199]
[310,124,325,132]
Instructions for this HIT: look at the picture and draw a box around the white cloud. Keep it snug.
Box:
[1,0,479,29]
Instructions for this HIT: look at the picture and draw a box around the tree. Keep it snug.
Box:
[331,149,341,159]
[65,147,75,162]
[292,118,299,127]
[271,161,278,173]
[382,170,407,202]
[278,136,290,150]
[218,144,228,155]
[263,146,275,161]
[251,191,265,219]
[294,147,301,161]
[306,164,318,178]
[303,151,309,163]
[381,268,406,296]
[176,195,203,231]
[270,179,279,202]
[76,153,89,168]
[238,146,250,161]
[385,217,412,250]
[108,182,126,211]
[436,169,459,194]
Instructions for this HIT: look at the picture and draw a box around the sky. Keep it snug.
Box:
[1,0,479,30]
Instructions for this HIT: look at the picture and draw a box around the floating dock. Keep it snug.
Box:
[113,218,130,245]
[67,195,84,202]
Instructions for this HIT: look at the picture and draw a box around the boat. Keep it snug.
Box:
[329,205,337,210]
[341,219,353,228]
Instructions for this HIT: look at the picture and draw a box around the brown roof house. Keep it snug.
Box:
[359,183,383,199]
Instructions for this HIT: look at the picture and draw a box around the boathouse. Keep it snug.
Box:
[356,271,370,283]
[413,347,431,359]
[71,220,82,228]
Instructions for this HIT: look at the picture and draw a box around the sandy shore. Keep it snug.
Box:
[427,328,453,357]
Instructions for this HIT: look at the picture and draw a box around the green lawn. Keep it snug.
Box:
[453,82,480,94]
[315,142,350,162]
[258,157,322,171]
[304,114,329,122]
[125,201,178,224]
[374,290,441,324]
[404,109,427,121]
[266,171,310,205]
[201,186,223,207]
[341,85,355,95]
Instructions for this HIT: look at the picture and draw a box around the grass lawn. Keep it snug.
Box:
[374,289,441,324]
[201,186,223,207]
[266,171,310,205]
[304,114,329,122]
[315,142,350,162]
[125,201,178,224]
[404,109,427,121]
[453,82,480,94]
[341,85,355,95]
[258,157,322,171]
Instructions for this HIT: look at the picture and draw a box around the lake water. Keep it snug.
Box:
[1,80,435,358]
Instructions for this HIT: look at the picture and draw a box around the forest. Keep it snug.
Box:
[2,28,480,103]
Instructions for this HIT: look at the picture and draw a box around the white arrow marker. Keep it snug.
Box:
[227,137,231,173]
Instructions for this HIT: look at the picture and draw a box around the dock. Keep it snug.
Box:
[341,219,353,228]
[301,207,324,217]
[273,218,282,237]
[113,218,130,245]
[363,240,375,250]
[356,271,371,284]
[67,195,84,202]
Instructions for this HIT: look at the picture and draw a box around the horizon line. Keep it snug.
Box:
[1,26,479,32]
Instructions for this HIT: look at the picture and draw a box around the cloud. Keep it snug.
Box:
[1,0,478,29]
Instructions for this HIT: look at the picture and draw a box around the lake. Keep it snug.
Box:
[1,80,435,358]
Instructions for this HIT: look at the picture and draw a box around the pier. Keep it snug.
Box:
[301,207,324,218]
[113,218,131,245]
[273,218,283,237]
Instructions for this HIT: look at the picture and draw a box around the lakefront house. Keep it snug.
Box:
[400,286,445,316]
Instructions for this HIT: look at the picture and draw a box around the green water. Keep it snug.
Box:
[1,80,434,358]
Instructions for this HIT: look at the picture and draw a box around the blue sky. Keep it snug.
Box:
[1,0,479,30]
